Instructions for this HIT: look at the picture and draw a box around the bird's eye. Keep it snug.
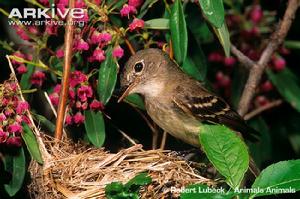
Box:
[134,62,144,73]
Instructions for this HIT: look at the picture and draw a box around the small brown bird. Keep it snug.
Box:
[118,48,259,148]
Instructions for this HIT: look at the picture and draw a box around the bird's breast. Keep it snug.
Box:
[144,98,201,147]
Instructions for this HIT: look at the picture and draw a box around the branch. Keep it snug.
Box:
[55,0,75,140]
[235,0,299,116]
[231,45,255,70]
[244,99,283,120]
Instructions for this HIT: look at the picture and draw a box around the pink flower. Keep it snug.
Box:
[14,25,30,40]
[250,5,263,23]
[49,93,60,106]
[70,71,87,87]
[4,108,14,116]
[31,71,46,86]
[89,48,106,62]
[77,85,93,102]
[28,26,38,35]
[53,84,62,93]
[56,48,64,58]
[73,112,85,124]
[0,113,6,122]
[255,95,269,107]
[208,52,223,62]
[112,46,124,58]
[2,97,9,106]
[223,56,236,67]
[65,114,73,125]
[75,0,86,8]
[81,102,88,110]
[22,115,31,125]
[0,130,8,143]
[129,0,143,8]
[120,4,137,17]
[90,100,104,110]
[6,136,22,147]
[7,123,23,133]
[75,39,89,51]
[215,71,231,88]
[45,22,58,35]
[91,31,112,44]
[16,64,28,74]
[129,18,145,31]
[38,0,49,6]
[272,56,286,71]
[58,0,68,7]
[261,81,273,92]
[16,101,29,114]
[69,89,76,99]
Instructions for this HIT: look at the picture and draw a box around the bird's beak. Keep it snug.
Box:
[117,79,139,103]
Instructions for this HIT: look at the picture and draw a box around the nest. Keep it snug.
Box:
[28,134,215,199]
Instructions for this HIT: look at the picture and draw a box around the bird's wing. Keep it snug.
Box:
[172,84,260,141]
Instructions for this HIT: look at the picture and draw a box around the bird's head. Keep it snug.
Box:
[118,48,170,102]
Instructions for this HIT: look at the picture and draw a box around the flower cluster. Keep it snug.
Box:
[49,71,104,125]
[11,0,147,129]
[0,79,31,147]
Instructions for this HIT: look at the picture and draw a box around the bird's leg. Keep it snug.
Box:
[152,122,159,149]
[160,131,168,150]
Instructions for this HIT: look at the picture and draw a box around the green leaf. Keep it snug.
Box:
[267,68,300,113]
[138,0,159,18]
[105,173,151,199]
[186,4,214,44]
[32,113,56,133]
[22,123,44,164]
[182,42,207,81]
[181,184,236,199]
[284,40,300,49]
[84,110,106,147]
[198,0,225,28]
[124,94,145,110]
[170,0,188,65]
[105,182,124,194]
[250,159,300,198]
[20,63,35,90]
[145,18,169,30]
[108,0,127,11]
[248,117,271,168]
[125,173,152,190]
[231,67,248,109]
[97,47,118,105]
[199,125,249,189]
[3,148,26,197]
[289,134,300,154]
[213,22,231,57]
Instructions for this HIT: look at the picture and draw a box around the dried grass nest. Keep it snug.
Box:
[28,134,215,199]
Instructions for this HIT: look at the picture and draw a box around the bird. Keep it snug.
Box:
[118,48,260,148]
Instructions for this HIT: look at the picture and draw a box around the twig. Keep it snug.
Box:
[44,92,67,137]
[244,99,283,120]
[124,38,136,55]
[231,45,255,69]
[236,0,299,116]
[55,0,75,140]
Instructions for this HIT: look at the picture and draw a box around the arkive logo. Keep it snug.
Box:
[8,4,85,19]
